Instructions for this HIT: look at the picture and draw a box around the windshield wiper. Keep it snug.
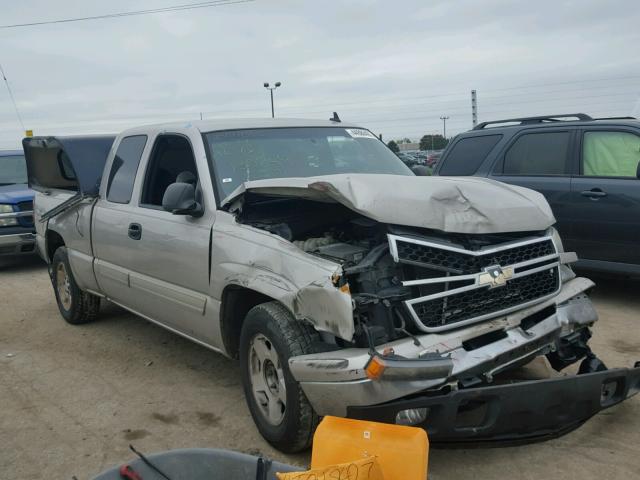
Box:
[0,182,19,186]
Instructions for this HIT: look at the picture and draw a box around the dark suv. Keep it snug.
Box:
[433,113,640,275]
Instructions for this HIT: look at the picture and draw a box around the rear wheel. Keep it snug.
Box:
[239,301,320,453]
[51,247,100,325]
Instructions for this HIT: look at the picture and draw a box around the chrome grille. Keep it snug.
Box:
[388,234,561,332]
[412,267,559,329]
[395,238,555,274]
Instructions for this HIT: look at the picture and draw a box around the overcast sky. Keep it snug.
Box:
[1,0,639,149]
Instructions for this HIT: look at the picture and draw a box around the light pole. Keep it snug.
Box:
[440,116,450,139]
[263,81,281,118]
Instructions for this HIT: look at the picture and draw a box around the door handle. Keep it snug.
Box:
[580,189,607,199]
[128,223,142,240]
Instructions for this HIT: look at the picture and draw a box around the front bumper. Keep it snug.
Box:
[348,364,640,446]
[291,277,596,417]
[0,232,37,256]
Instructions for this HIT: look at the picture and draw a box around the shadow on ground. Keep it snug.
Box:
[0,254,46,273]
[583,271,640,307]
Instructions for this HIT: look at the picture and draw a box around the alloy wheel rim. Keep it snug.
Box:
[248,333,287,426]
[56,263,72,311]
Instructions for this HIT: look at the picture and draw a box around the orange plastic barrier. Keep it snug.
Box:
[309,416,429,480]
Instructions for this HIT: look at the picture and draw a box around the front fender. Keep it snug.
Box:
[211,216,355,340]
[217,260,354,340]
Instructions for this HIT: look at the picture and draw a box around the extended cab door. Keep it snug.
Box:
[91,135,148,304]
[566,128,640,268]
[92,131,221,347]
[489,129,577,247]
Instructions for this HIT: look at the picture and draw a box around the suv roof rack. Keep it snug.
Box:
[594,116,637,121]
[473,113,593,130]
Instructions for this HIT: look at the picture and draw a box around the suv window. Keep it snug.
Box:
[439,135,502,175]
[582,131,640,177]
[106,135,147,204]
[502,131,571,175]
[141,135,198,207]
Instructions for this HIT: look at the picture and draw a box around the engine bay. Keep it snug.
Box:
[234,194,413,346]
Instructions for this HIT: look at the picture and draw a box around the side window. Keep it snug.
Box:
[106,135,147,204]
[582,131,640,178]
[141,135,199,207]
[502,132,570,175]
[439,135,502,175]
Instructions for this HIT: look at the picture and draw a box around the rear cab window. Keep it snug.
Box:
[499,131,572,175]
[106,135,148,204]
[439,135,502,175]
[581,130,640,178]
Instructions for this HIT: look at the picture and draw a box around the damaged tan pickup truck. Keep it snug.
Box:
[23,119,639,452]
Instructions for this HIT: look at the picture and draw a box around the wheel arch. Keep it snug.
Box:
[45,229,66,264]
[220,285,278,359]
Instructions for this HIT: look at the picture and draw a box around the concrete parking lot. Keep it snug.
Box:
[1,256,639,479]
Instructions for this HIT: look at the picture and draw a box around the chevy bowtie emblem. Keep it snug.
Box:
[478,265,514,288]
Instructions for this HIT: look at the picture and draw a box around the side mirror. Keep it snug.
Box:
[411,165,432,176]
[162,182,204,217]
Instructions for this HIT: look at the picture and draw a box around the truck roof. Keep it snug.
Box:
[120,117,365,136]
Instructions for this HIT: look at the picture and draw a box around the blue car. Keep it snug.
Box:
[0,150,36,257]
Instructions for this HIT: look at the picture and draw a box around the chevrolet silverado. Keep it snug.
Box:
[23,118,640,452]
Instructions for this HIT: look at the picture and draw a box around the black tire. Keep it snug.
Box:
[239,301,320,453]
[51,246,100,325]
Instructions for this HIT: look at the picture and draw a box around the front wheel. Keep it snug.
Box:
[239,301,320,453]
[51,247,100,325]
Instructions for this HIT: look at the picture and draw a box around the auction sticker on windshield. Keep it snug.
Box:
[346,128,377,139]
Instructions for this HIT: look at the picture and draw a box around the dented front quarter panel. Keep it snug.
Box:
[293,279,354,340]
[210,211,355,340]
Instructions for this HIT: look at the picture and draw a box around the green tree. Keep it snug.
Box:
[387,140,400,153]
[419,134,449,151]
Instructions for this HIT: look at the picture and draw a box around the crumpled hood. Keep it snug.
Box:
[223,174,555,234]
[0,183,33,204]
